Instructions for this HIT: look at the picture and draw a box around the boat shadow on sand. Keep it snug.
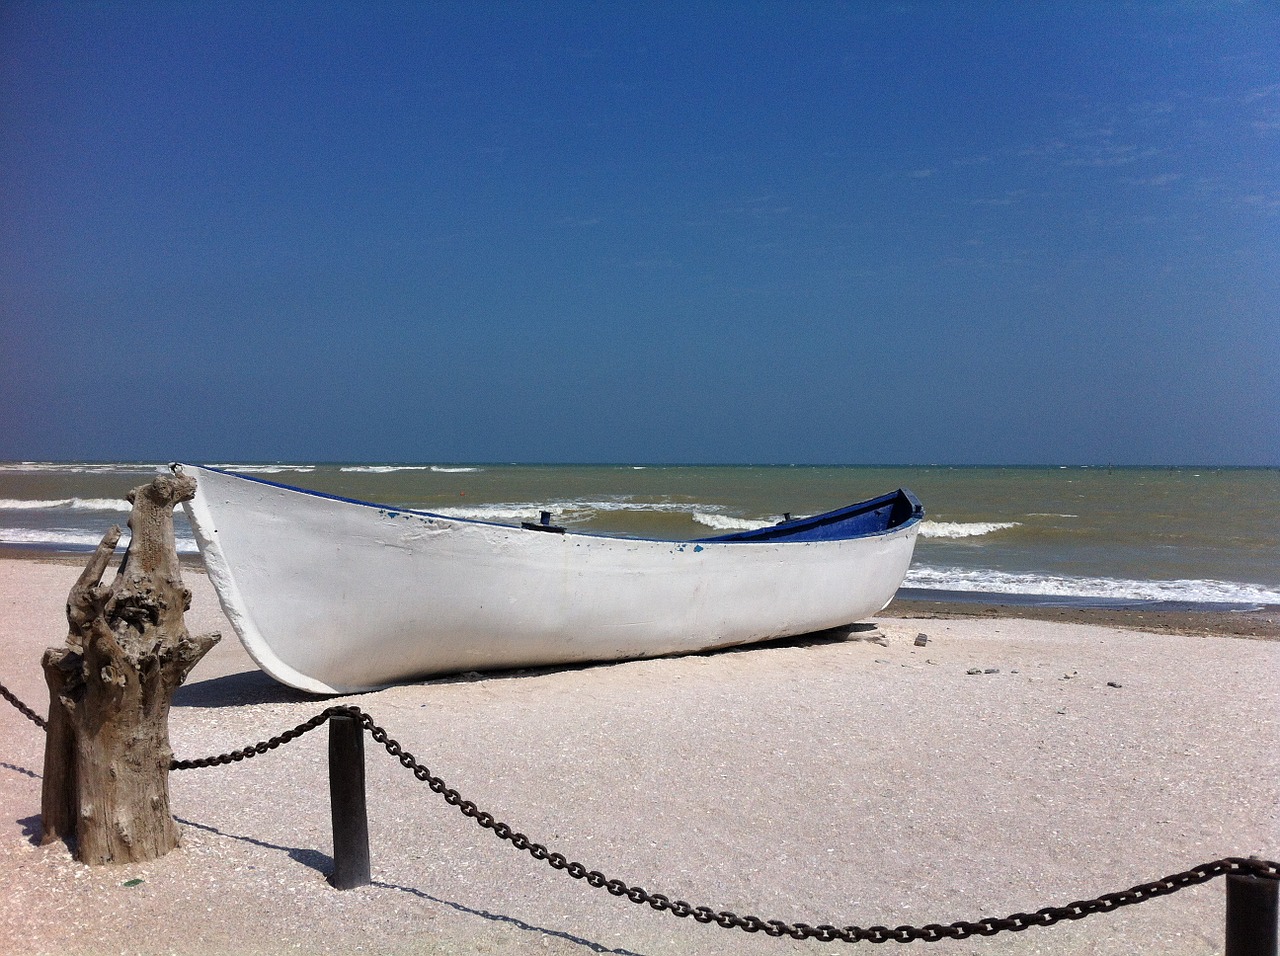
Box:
[173,668,322,709]
[173,623,879,710]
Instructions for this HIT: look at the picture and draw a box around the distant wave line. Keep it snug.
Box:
[0,497,133,512]
[0,462,161,475]
[340,465,483,474]
[0,527,199,554]
[209,464,316,474]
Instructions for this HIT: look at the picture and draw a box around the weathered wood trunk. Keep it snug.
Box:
[41,471,219,864]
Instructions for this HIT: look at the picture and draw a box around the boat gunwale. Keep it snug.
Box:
[175,464,924,545]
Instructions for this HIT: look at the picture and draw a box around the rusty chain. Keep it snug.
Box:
[4,683,1278,943]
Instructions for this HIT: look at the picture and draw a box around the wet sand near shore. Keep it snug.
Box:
[1,556,1277,955]
[881,596,1280,640]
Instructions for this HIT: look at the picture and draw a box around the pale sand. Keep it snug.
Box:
[1,557,1277,956]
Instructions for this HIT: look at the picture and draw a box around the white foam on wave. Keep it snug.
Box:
[213,464,316,474]
[342,465,430,473]
[904,565,1280,605]
[0,498,133,512]
[428,504,552,522]
[919,520,1020,539]
[339,465,482,473]
[0,527,199,554]
[0,462,159,475]
[427,499,662,523]
[691,513,777,532]
[0,498,73,510]
[421,498,772,529]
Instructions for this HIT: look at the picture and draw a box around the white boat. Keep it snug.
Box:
[179,464,924,694]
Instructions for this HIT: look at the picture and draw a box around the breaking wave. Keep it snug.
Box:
[427,504,556,523]
[342,465,430,473]
[691,513,776,532]
[0,498,133,512]
[0,462,159,475]
[919,520,1020,539]
[904,565,1280,605]
[212,464,316,474]
[0,527,199,554]
[422,498,777,530]
[340,465,482,473]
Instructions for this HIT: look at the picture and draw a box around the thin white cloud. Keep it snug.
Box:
[1062,144,1158,168]
[1244,82,1280,102]
[1239,192,1280,213]
[1123,173,1183,187]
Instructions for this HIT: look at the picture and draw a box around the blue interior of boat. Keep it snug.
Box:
[696,488,923,543]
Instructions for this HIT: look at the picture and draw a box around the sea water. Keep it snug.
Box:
[1,462,1277,608]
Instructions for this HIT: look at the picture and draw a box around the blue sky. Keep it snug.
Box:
[2,2,1276,465]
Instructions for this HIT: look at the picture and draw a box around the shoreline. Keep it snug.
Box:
[880,594,1280,640]
[6,549,1277,640]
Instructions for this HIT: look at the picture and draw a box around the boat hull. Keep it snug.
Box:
[181,465,922,693]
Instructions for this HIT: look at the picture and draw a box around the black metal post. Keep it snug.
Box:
[1226,871,1279,956]
[328,712,371,890]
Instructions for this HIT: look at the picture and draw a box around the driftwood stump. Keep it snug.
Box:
[41,471,219,864]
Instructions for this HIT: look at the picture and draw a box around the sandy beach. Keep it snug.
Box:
[1,556,1277,955]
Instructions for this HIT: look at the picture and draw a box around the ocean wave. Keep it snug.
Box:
[419,498,779,529]
[0,497,133,512]
[919,520,1020,539]
[426,499,660,523]
[211,464,316,474]
[691,513,777,532]
[0,462,160,475]
[904,565,1280,605]
[428,504,554,522]
[338,465,483,473]
[0,527,199,554]
[342,465,431,473]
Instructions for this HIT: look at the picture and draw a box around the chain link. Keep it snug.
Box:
[0,678,47,730]
[5,684,1278,943]
[169,706,351,769]
[346,704,1280,944]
